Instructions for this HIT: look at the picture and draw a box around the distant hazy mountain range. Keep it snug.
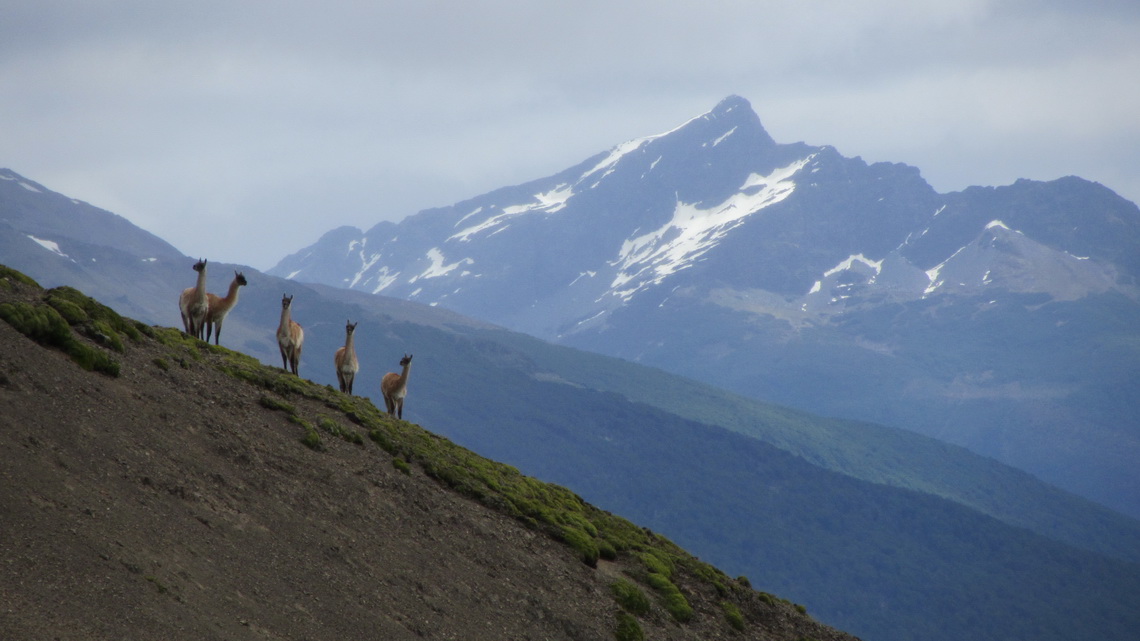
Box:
[268,96,1140,519]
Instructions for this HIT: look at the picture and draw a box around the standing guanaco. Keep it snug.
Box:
[334,320,360,395]
[178,258,208,339]
[276,294,304,375]
[205,271,247,345]
[381,354,413,419]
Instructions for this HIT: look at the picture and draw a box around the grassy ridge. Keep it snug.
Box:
[0,269,148,376]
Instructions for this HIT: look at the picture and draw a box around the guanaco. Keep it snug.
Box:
[178,258,208,340]
[381,354,413,419]
[205,271,247,345]
[276,294,304,375]
[334,320,360,395]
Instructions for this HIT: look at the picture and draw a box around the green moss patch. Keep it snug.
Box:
[611,578,651,616]
[0,300,119,377]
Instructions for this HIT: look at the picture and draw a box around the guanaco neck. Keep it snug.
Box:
[278,302,292,332]
[344,329,356,356]
[193,265,208,302]
[222,277,243,306]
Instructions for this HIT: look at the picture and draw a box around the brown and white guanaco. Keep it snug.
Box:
[205,270,247,345]
[381,353,412,419]
[178,258,208,340]
[276,294,304,375]
[334,320,360,395]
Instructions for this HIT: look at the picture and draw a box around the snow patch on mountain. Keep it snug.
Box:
[608,156,812,301]
[369,266,400,294]
[829,254,883,278]
[4,173,42,193]
[924,253,960,296]
[27,235,71,260]
[809,254,884,295]
[710,126,738,147]
[411,248,474,283]
[582,138,652,184]
[579,107,716,186]
[450,185,574,242]
[350,252,384,288]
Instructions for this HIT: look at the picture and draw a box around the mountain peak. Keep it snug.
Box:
[703,95,775,148]
[712,94,753,114]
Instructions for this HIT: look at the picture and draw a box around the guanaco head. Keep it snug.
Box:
[235,271,248,286]
[345,320,358,335]
[193,258,207,272]
[281,294,294,310]
[399,353,412,367]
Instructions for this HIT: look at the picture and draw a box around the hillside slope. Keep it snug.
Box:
[0,268,849,641]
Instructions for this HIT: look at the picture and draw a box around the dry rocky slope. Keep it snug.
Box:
[0,267,858,641]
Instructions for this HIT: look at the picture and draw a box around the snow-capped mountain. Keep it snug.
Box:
[271,96,1140,518]
[274,96,1136,332]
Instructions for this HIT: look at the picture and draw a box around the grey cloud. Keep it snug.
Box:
[1,1,1137,269]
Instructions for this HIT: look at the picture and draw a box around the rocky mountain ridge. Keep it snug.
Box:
[270,97,1138,334]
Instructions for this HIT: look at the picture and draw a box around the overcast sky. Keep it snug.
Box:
[3,1,1138,270]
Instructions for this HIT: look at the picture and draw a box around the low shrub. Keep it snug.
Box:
[300,424,323,451]
[614,611,645,641]
[45,295,88,324]
[319,416,363,445]
[721,601,745,631]
[0,301,120,376]
[47,286,140,343]
[392,457,411,474]
[369,428,398,455]
[646,573,693,623]
[611,579,651,616]
[598,539,618,561]
[0,301,72,347]
[639,549,675,579]
[258,395,295,413]
[0,265,39,287]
